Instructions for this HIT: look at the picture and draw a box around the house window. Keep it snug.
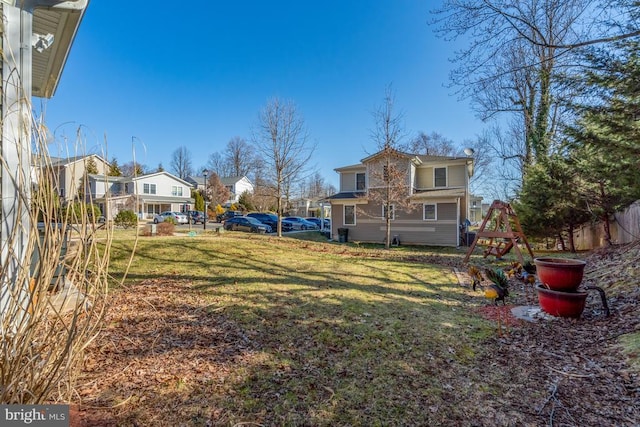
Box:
[434,167,447,187]
[423,203,437,221]
[382,204,395,220]
[172,186,183,196]
[356,173,366,191]
[143,183,157,195]
[344,205,356,225]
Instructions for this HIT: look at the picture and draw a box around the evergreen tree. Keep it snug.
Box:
[108,158,122,176]
[564,38,640,244]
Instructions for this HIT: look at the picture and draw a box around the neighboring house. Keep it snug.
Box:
[327,149,475,246]
[89,171,194,220]
[221,176,253,205]
[288,197,331,218]
[48,155,110,202]
[185,175,254,206]
[469,195,485,224]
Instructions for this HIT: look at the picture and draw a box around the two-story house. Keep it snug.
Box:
[327,149,474,246]
[49,155,110,202]
[89,171,194,220]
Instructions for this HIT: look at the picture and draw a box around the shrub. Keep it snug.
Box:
[64,202,102,223]
[163,216,177,225]
[156,222,175,236]
[114,210,137,228]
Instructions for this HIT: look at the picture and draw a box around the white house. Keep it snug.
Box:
[89,171,194,220]
[186,174,254,206]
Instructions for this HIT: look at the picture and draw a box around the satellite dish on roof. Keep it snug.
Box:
[463,148,475,156]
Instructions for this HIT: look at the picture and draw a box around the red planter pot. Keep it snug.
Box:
[535,285,588,318]
[534,257,586,291]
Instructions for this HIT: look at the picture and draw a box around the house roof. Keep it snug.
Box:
[187,175,253,187]
[30,1,90,98]
[48,154,109,168]
[325,191,367,201]
[334,163,366,173]
[132,171,192,186]
[409,188,467,200]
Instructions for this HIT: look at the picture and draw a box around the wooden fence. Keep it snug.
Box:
[572,200,640,250]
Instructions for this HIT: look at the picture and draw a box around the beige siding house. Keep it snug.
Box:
[49,155,110,202]
[327,150,474,246]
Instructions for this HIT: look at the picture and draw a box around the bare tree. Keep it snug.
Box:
[369,87,412,249]
[408,131,458,156]
[170,146,193,179]
[224,136,256,178]
[206,151,231,178]
[253,97,315,236]
[431,0,603,192]
[120,161,146,177]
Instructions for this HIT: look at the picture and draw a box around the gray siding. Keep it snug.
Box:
[331,201,458,246]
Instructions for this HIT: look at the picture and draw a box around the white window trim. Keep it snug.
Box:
[143,183,157,195]
[344,204,356,225]
[382,203,395,220]
[172,185,183,196]
[434,166,447,188]
[423,203,437,221]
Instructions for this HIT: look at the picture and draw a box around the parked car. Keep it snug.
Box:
[284,216,319,230]
[305,217,330,229]
[154,211,188,224]
[224,216,272,233]
[187,210,208,224]
[247,212,294,232]
[217,210,243,223]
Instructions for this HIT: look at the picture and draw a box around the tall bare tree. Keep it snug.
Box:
[369,87,411,249]
[431,0,604,193]
[170,146,193,179]
[253,97,315,236]
[224,136,257,178]
[206,152,231,178]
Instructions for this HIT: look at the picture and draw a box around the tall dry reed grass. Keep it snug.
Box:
[0,122,122,404]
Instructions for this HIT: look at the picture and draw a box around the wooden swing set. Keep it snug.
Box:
[463,200,535,264]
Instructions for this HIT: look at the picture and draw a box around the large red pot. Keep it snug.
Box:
[535,285,588,318]
[534,257,586,291]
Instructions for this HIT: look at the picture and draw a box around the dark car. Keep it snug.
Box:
[217,210,243,223]
[305,217,330,229]
[187,210,208,224]
[284,216,319,230]
[247,212,294,232]
[224,216,272,233]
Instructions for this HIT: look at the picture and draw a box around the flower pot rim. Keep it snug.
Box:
[534,257,586,266]
[535,283,588,296]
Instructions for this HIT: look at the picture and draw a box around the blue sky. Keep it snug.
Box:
[40,1,485,188]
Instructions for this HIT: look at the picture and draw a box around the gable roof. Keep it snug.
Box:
[49,154,109,168]
[132,171,192,186]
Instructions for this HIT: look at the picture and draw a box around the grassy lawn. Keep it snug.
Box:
[84,232,502,425]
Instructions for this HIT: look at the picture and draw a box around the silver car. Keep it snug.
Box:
[153,211,188,224]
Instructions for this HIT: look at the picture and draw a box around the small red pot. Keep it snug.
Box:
[535,284,588,318]
[534,257,586,291]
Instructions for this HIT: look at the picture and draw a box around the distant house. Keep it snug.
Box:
[288,197,331,218]
[186,175,254,206]
[469,195,485,224]
[89,171,194,220]
[327,149,474,246]
[48,155,110,202]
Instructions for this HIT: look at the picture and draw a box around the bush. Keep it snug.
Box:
[156,222,175,236]
[65,202,102,223]
[114,210,138,228]
[163,216,177,225]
